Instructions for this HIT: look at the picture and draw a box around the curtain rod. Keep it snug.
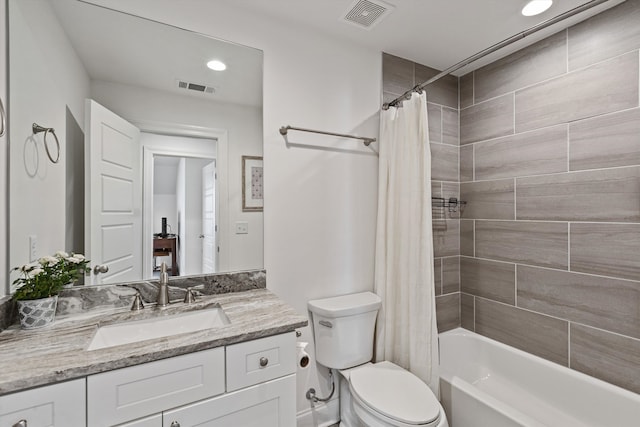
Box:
[383,0,614,109]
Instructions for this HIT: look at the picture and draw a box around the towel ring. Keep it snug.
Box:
[0,98,5,137]
[32,123,60,164]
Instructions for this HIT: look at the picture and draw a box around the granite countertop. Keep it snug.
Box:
[0,288,307,395]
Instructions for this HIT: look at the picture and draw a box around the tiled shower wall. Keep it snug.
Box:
[382,53,462,332]
[459,0,640,394]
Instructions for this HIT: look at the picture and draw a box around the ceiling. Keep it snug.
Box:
[220,0,625,75]
[49,0,263,108]
[45,0,625,105]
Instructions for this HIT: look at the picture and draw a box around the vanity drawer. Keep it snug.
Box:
[0,379,86,427]
[226,332,296,392]
[88,347,225,427]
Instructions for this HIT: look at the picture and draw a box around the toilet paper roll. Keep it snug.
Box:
[297,341,310,369]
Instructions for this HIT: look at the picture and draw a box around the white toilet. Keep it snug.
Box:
[308,292,448,427]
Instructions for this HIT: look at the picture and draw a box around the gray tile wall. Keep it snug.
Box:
[458,0,640,394]
[382,53,461,332]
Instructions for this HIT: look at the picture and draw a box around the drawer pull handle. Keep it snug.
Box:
[170,422,180,427]
[259,357,269,367]
[319,320,333,328]
[13,421,27,427]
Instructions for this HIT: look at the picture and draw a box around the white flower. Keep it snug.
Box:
[67,256,83,264]
[18,264,32,272]
[55,250,70,258]
[73,253,85,261]
[39,256,58,266]
[27,267,44,278]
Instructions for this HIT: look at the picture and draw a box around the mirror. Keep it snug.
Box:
[8,0,263,288]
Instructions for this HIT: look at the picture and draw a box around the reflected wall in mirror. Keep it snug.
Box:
[8,0,263,289]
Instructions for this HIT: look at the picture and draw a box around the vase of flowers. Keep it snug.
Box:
[12,251,90,329]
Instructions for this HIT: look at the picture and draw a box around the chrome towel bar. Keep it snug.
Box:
[280,125,376,146]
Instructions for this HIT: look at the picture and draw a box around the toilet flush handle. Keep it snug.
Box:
[319,320,333,328]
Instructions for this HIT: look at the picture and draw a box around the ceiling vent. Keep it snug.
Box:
[342,0,394,30]
[176,79,216,94]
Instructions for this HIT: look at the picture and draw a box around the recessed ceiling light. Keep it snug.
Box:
[207,60,226,71]
[522,0,553,16]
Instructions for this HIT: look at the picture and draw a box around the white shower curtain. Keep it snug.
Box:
[374,91,439,395]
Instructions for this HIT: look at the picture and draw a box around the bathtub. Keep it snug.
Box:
[438,328,640,427]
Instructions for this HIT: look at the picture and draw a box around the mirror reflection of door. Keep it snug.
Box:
[85,99,142,286]
[147,133,217,278]
[202,162,217,274]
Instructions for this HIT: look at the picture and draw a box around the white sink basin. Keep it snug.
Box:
[87,307,230,351]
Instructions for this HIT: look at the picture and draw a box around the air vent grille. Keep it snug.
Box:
[176,80,216,94]
[343,0,393,29]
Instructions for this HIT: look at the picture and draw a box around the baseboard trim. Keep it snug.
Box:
[296,397,339,427]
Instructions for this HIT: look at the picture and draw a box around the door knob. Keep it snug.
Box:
[260,357,269,367]
[13,420,27,427]
[93,264,109,275]
[170,422,180,427]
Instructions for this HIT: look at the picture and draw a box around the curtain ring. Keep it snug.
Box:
[32,123,60,164]
[0,98,6,137]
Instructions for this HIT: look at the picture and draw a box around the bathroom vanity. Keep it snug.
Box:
[0,287,307,426]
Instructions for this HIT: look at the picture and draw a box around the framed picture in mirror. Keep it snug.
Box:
[242,156,263,212]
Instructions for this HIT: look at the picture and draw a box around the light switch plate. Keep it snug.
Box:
[235,222,249,234]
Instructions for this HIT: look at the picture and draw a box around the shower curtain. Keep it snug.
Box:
[374,91,439,395]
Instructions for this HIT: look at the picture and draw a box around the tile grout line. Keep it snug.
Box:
[566,123,571,173]
[513,177,517,220]
[514,264,518,307]
[460,253,640,284]
[472,220,476,257]
[460,105,640,147]
[567,322,571,369]
[568,222,571,272]
[458,163,640,184]
[565,28,569,74]
[465,48,638,110]
[440,105,444,144]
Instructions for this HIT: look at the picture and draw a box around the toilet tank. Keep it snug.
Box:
[308,292,382,370]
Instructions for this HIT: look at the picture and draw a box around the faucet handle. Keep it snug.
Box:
[131,292,145,311]
[184,287,197,304]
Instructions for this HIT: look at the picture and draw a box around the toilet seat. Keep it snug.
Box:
[349,361,441,426]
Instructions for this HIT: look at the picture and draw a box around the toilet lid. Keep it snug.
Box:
[349,361,440,425]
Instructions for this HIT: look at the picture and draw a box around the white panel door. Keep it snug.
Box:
[162,375,296,427]
[85,99,142,285]
[0,379,86,427]
[202,161,216,273]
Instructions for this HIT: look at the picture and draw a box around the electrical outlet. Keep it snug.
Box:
[29,235,38,262]
[235,222,249,234]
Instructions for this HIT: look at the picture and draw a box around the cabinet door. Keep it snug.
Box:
[0,379,86,427]
[117,414,162,427]
[88,347,225,427]
[163,374,295,427]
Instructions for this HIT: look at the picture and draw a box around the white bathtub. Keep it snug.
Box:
[438,328,640,427]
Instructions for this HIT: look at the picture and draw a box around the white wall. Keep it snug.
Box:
[84,2,381,422]
[0,0,8,297]
[2,0,381,422]
[91,80,263,272]
[8,0,90,283]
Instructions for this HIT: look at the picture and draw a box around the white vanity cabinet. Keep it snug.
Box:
[88,332,296,427]
[0,379,86,427]
[87,347,226,427]
[162,375,295,427]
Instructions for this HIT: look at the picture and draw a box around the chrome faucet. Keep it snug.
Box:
[157,262,170,307]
